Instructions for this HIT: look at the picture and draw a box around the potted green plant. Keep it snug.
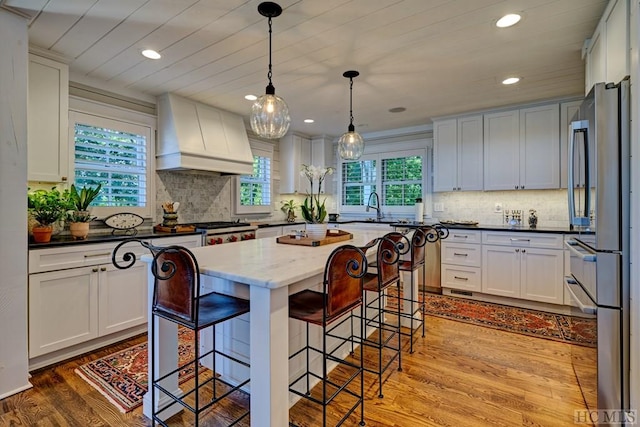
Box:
[66,184,102,240]
[280,199,298,222]
[28,187,73,243]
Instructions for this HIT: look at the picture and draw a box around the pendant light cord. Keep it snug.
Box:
[267,16,273,85]
[349,77,354,126]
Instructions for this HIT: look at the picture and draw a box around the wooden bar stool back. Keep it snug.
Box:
[289,244,368,427]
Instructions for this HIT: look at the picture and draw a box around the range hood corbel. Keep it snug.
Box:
[156,93,254,175]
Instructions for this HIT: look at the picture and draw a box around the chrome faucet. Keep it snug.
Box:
[365,192,383,221]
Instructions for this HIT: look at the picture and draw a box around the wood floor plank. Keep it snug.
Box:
[0,313,590,426]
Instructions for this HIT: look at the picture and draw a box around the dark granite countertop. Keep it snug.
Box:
[329,220,577,234]
[28,230,204,249]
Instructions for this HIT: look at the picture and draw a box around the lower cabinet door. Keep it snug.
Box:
[29,267,99,357]
[481,245,520,298]
[98,262,147,336]
[520,248,564,304]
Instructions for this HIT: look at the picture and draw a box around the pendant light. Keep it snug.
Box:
[250,2,291,139]
[338,70,364,160]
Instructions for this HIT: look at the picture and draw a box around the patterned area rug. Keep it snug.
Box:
[75,327,199,413]
[422,293,596,347]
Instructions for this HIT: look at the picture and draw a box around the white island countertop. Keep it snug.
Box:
[184,230,386,289]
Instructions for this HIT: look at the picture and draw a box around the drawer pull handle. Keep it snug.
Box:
[453,235,468,238]
[453,253,468,257]
[454,276,468,281]
[84,252,111,258]
[509,238,530,242]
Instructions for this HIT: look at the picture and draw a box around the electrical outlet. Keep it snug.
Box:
[434,203,444,212]
[494,202,503,213]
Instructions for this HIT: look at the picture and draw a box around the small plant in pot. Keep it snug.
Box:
[280,199,298,222]
[28,187,72,243]
[66,184,102,240]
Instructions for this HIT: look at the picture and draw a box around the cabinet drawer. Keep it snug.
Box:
[481,231,563,249]
[446,229,481,244]
[152,234,203,248]
[29,240,148,274]
[441,242,481,267]
[442,266,481,292]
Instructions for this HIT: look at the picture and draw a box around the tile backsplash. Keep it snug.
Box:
[431,189,569,227]
[156,171,233,223]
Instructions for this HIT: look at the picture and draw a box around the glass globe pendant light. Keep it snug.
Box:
[250,2,291,139]
[338,70,364,160]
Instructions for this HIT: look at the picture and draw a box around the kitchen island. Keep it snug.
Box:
[141,229,389,426]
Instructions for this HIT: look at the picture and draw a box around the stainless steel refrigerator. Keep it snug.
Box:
[565,77,630,423]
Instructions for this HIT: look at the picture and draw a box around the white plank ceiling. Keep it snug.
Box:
[2,0,608,136]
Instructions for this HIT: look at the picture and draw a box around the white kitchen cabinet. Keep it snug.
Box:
[256,226,283,239]
[280,133,311,194]
[28,234,203,359]
[440,230,482,292]
[433,115,483,192]
[481,232,564,304]
[584,0,630,93]
[311,135,334,195]
[28,54,69,183]
[483,104,559,191]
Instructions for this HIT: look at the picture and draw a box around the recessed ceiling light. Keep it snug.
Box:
[141,49,161,59]
[502,77,521,85]
[388,107,406,113]
[303,119,314,124]
[496,13,521,28]
[244,94,258,101]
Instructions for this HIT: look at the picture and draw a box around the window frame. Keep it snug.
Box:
[233,139,274,215]
[339,148,427,216]
[68,97,156,219]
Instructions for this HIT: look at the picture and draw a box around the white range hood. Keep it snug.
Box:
[156,93,253,174]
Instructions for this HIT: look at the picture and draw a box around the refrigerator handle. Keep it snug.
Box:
[568,120,590,226]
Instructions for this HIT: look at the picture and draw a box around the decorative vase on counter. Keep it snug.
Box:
[305,222,328,241]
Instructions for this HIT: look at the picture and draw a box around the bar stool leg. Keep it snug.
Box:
[396,281,402,371]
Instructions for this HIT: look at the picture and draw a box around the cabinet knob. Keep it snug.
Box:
[100,267,107,271]
[515,248,520,253]
[453,187,456,191]
[514,185,518,189]
[520,185,524,189]
[522,249,526,253]
[61,176,68,181]
[92,268,98,272]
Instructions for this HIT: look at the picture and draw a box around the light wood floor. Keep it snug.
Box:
[0,314,588,427]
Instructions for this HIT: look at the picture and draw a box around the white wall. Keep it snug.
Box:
[0,8,31,398]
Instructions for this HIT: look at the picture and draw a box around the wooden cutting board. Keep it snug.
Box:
[276,230,353,247]
[153,224,196,233]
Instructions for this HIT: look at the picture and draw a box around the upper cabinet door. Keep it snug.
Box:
[604,0,629,84]
[519,104,560,190]
[457,115,483,191]
[28,55,69,183]
[433,119,458,192]
[483,110,519,191]
[279,133,311,194]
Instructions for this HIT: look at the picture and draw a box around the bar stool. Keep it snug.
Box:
[396,225,448,353]
[288,244,368,427]
[112,240,250,427]
[395,228,427,353]
[359,232,407,398]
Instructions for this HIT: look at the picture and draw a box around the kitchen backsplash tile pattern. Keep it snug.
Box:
[431,189,568,227]
[156,171,232,223]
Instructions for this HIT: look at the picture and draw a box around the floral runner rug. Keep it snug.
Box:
[75,327,199,413]
[418,292,596,347]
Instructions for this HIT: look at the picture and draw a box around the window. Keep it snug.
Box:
[234,140,273,215]
[69,108,154,218]
[339,149,425,215]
